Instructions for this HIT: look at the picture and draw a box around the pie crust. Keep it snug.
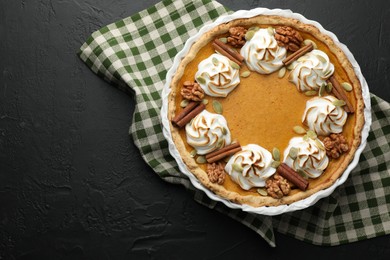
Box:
[166,15,366,208]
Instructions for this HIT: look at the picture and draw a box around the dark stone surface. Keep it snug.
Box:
[1,0,389,259]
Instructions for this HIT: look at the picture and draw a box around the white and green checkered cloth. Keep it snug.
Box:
[78,0,390,247]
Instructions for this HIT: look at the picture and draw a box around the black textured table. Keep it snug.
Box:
[1,0,390,259]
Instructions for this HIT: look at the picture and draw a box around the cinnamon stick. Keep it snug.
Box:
[214,39,244,62]
[172,101,198,124]
[206,142,242,163]
[172,102,205,128]
[212,43,242,66]
[277,163,309,191]
[328,76,354,113]
[283,43,314,66]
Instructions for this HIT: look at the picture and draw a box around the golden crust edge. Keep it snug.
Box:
[167,15,366,207]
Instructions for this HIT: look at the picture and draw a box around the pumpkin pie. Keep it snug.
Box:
[166,14,365,207]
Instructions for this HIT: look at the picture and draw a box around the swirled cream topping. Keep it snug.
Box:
[186,110,231,155]
[225,144,276,190]
[283,137,329,178]
[302,96,348,136]
[240,28,287,74]
[194,53,240,97]
[289,50,335,92]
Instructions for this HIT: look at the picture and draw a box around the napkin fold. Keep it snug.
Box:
[79,0,390,247]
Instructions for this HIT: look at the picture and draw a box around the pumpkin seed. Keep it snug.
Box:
[257,188,268,196]
[303,39,317,49]
[341,82,353,92]
[315,139,325,151]
[196,76,206,85]
[196,156,206,164]
[297,169,309,179]
[190,149,197,158]
[229,60,240,70]
[305,90,318,96]
[307,130,317,139]
[326,82,333,93]
[271,160,281,168]
[180,99,189,108]
[319,83,326,97]
[248,26,260,32]
[219,37,227,44]
[221,127,228,135]
[230,47,239,53]
[245,30,255,41]
[212,57,219,66]
[202,99,209,105]
[267,27,274,36]
[324,70,333,78]
[232,163,244,172]
[216,140,224,149]
[241,71,251,78]
[278,67,286,78]
[212,100,223,114]
[272,147,281,161]
[293,125,306,134]
[332,99,346,107]
[303,135,309,141]
[289,147,298,159]
[287,63,295,70]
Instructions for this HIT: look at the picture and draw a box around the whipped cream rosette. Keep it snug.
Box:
[240,28,287,74]
[303,96,348,136]
[194,53,240,97]
[284,137,329,178]
[185,110,231,155]
[225,144,276,190]
[289,49,335,92]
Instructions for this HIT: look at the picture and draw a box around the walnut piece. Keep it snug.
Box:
[206,162,226,185]
[227,26,247,48]
[274,26,303,52]
[181,81,204,101]
[266,173,291,199]
[323,133,349,159]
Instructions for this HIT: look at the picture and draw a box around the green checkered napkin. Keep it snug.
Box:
[78,0,390,247]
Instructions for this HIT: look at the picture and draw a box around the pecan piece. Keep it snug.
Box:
[181,81,205,102]
[227,26,247,48]
[323,133,349,159]
[206,162,226,185]
[275,26,303,52]
[266,173,291,199]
